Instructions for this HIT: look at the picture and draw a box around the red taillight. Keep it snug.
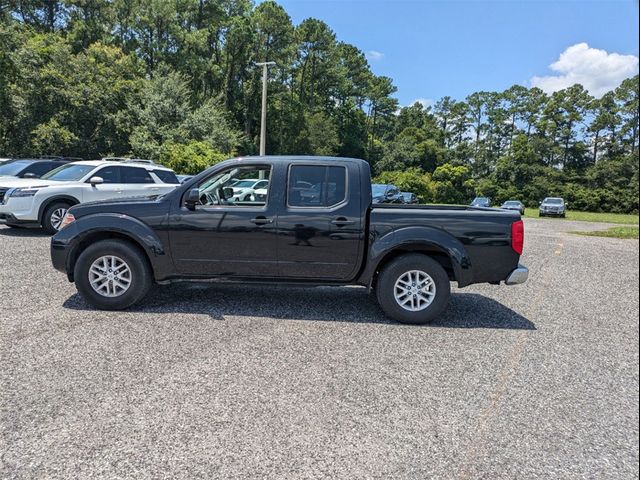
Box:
[511,220,524,255]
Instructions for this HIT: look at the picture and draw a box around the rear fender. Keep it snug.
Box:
[359,225,473,287]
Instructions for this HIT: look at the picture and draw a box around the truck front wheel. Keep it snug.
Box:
[376,254,451,325]
[74,239,152,310]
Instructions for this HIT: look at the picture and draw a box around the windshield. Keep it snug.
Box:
[544,198,563,204]
[0,160,30,176]
[504,201,520,206]
[372,184,388,195]
[41,164,95,181]
[232,180,258,188]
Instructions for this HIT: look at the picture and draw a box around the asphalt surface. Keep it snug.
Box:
[1,218,638,479]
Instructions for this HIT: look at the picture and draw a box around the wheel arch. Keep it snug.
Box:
[359,225,474,289]
[61,214,170,283]
[38,195,80,223]
[66,230,153,283]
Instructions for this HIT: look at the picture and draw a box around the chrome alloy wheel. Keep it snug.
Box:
[88,255,132,297]
[50,207,68,231]
[393,270,436,312]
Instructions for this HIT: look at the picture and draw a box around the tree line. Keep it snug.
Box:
[1,0,638,213]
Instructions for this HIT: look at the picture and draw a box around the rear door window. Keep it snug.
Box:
[122,167,154,184]
[151,169,179,184]
[288,165,347,208]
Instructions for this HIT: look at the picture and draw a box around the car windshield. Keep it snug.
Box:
[232,180,258,188]
[372,184,388,195]
[0,160,30,176]
[504,201,520,206]
[544,198,563,204]
[40,164,95,181]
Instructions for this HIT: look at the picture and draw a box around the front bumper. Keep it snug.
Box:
[0,212,40,228]
[539,209,564,216]
[505,264,529,285]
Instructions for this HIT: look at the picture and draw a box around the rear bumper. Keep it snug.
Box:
[505,264,529,285]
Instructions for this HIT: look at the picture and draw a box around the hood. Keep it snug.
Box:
[79,194,163,208]
[0,177,73,189]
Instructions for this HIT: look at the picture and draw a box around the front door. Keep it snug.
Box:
[276,162,364,281]
[85,165,126,201]
[169,163,278,277]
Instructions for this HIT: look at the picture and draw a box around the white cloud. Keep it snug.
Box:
[531,43,638,98]
[409,98,434,109]
[366,50,384,61]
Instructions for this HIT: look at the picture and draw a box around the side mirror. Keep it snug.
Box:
[222,187,234,200]
[565,203,569,208]
[538,201,542,205]
[89,176,104,185]
[23,172,38,179]
[185,188,200,210]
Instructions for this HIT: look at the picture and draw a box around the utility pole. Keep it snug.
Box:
[256,61,275,156]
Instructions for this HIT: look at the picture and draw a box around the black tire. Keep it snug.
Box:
[375,254,451,325]
[41,201,72,234]
[74,239,152,310]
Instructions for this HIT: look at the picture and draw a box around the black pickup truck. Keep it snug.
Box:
[51,156,528,324]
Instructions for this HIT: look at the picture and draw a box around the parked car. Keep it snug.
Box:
[501,200,525,215]
[0,158,71,179]
[0,159,179,233]
[372,183,405,203]
[401,192,418,204]
[51,156,528,325]
[539,197,567,217]
[228,178,270,202]
[470,196,491,208]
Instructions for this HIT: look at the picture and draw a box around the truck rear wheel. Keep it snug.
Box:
[74,239,152,310]
[376,254,451,325]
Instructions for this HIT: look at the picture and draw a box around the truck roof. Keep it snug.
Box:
[234,155,369,166]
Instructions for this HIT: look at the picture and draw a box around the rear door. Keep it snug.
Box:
[276,161,364,280]
[121,166,162,197]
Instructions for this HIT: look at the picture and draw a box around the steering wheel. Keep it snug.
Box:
[201,191,219,206]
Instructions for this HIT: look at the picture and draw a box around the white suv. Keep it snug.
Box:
[0,160,180,233]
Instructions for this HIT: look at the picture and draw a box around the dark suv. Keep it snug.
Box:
[0,158,72,179]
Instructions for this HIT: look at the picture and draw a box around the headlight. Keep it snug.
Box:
[9,187,43,198]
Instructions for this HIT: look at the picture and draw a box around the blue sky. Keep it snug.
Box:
[273,0,639,104]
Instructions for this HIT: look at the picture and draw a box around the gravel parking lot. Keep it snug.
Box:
[1,218,638,479]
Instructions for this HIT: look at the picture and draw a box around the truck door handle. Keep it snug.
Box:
[251,216,273,225]
[331,217,355,227]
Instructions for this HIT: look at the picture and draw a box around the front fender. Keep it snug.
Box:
[52,213,171,281]
[358,225,473,287]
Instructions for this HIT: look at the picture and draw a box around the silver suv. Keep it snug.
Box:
[539,197,567,217]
